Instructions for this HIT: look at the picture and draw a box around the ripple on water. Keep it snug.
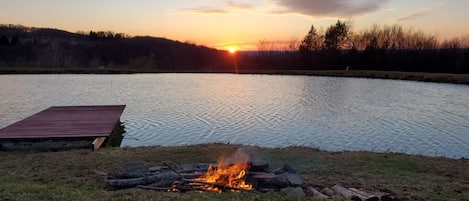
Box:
[1,74,468,158]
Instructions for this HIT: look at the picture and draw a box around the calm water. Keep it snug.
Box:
[1,74,468,158]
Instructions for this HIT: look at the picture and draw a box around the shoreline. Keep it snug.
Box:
[1,67,469,85]
[0,144,467,200]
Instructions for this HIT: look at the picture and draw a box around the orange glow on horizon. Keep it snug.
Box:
[229,47,237,54]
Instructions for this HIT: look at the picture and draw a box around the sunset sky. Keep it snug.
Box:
[2,0,469,50]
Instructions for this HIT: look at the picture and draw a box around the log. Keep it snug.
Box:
[179,164,196,171]
[178,169,206,173]
[147,179,177,188]
[149,166,164,172]
[195,163,211,169]
[348,188,380,201]
[181,179,252,192]
[164,162,186,179]
[105,171,180,188]
[250,172,276,179]
[92,169,108,176]
[307,186,330,199]
[179,172,204,179]
[331,184,359,199]
[137,185,172,191]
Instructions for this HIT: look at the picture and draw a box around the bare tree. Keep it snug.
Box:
[257,39,276,67]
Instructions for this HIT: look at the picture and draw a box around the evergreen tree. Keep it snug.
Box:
[324,20,350,50]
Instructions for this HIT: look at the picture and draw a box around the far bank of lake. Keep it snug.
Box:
[1,67,469,85]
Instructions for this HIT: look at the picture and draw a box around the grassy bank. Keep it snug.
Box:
[1,67,469,85]
[0,144,467,201]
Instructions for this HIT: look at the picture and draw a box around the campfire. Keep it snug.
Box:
[103,148,302,193]
[102,148,397,200]
[194,149,252,192]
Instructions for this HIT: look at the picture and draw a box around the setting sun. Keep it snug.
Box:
[229,47,236,54]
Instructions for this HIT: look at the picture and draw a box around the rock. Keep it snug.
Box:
[120,161,149,178]
[320,187,335,196]
[365,197,380,201]
[271,172,289,187]
[381,194,399,201]
[280,187,306,197]
[286,173,303,186]
[249,160,269,172]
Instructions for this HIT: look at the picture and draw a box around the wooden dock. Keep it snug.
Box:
[0,105,126,151]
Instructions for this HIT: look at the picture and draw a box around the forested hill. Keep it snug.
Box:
[0,25,234,71]
[1,24,469,74]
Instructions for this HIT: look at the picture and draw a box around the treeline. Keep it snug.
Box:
[0,24,233,71]
[1,23,468,74]
[250,21,469,73]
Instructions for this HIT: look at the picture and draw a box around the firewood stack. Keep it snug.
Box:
[102,161,397,201]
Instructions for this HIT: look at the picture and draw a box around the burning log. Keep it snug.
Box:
[181,179,253,192]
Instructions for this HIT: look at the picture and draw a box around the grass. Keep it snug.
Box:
[0,144,467,201]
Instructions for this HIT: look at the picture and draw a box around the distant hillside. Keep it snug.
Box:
[1,24,468,74]
[0,24,234,71]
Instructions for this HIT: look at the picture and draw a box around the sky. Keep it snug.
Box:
[1,0,469,50]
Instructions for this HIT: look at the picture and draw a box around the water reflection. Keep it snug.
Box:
[0,74,468,158]
[104,121,126,147]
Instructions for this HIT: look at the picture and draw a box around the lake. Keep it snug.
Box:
[0,74,468,158]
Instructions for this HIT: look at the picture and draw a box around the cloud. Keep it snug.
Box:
[176,1,255,15]
[179,7,229,15]
[270,0,389,17]
[227,1,255,10]
[395,11,427,22]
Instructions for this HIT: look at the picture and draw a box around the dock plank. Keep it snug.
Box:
[0,105,125,139]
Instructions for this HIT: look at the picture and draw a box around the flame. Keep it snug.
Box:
[196,149,253,192]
